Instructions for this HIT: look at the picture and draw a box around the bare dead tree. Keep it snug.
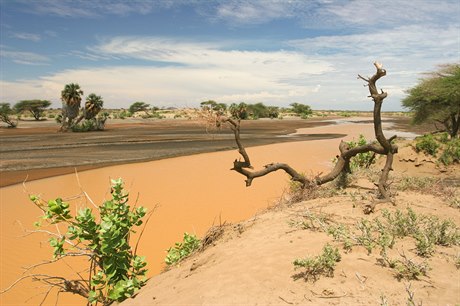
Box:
[211,62,397,210]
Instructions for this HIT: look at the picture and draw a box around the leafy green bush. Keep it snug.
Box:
[349,135,375,169]
[30,178,148,305]
[165,232,201,265]
[332,135,375,174]
[439,138,460,165]
[415,134,440,156]
[293,244,341,281]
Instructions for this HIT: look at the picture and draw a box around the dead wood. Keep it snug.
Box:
[215,62,397,204]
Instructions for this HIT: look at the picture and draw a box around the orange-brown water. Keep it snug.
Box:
[0,122,377,305]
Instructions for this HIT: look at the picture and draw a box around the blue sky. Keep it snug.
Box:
[1,0,459,111]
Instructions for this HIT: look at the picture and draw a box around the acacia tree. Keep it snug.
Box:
[402,63,460,138]
[129,102,150,115]
[0,103,18,127]
[290,102,313,118]
[14,99,51,120]
[61,83,83,131]
[208,62,397,212]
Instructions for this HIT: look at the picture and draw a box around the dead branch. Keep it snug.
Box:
[216,62,397,204]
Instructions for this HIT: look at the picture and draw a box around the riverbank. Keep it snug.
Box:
[0,117,437,305]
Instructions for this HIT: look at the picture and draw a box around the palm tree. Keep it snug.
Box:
[60,83,83,131]
[74,93,104,125]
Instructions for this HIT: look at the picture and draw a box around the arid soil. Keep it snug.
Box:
[122,146,460,306]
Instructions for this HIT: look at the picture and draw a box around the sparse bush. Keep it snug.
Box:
[415,134,440,156]
[348,135,376,169]
[381,251,430,281]
[439,138,460,165]
[118,110,131,119]
[294,208,459,280]
[397,176,437,192]
[293,244,341,281]
[165,232,201,265]
[332,135,375,175]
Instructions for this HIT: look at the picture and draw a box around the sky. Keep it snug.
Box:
[0,0,459,111]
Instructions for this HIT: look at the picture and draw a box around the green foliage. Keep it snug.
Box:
[165,232,201,265]
[83,93,104,120]
[200,100,227,115]
[439,137,460,165]
[415,134,440,156]
[413,133,460,164]
[290,102,313,119]
[402,63,460,138]
[380,250,430,281]
[0,103,17,127]
[129,102,150,114]
[293,244,341,281]
[114,109,131,119]
[228,102,279,120]
[347,134,375,170]
[397,176,437,192]
[293,208,459,280]
[14,99,51,120]
[31,178,148,305]
[71,112,109,132]
[229,102,248,119]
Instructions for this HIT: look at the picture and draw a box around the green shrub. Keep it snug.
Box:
[439,138,460,165]
[293,244,341,281]
[29,178,148,305]
[165,232,201,265]
[415,134,440,156]
[332,134,375,173]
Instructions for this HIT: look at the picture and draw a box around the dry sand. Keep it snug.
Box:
[1,118,450,306]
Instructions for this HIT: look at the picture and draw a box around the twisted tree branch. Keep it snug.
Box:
[216,62,398,208]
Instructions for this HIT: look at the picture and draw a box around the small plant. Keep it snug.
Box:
[165,232,201,265]
[393,253,430,281]
[296,210,332,231]
[293,244,341,281]
[348,134,376,170]
[415,134,440,156]
[10,179,150,305]
[327,223,354,252]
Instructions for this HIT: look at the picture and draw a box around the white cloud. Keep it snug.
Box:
[12,32,41,42]
[1,50,50,65]
[2,23,458,111]
[214,0,296,25]
[325,0,459,27]
[20,0,164,18]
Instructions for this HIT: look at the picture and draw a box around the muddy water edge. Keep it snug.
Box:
[1,121,383,305]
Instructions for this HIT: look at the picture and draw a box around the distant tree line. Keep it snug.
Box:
[200,100,312,120]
